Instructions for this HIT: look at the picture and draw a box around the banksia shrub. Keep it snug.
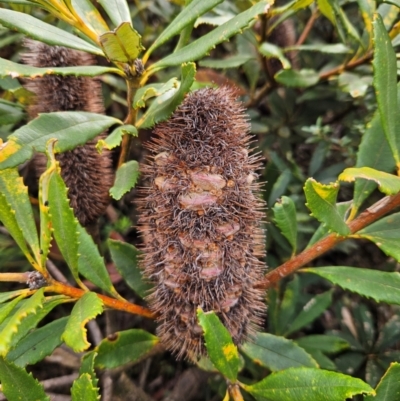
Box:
[22,40,114,227]
[138,87,266,359]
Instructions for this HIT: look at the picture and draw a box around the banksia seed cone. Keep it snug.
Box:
[22,40,113,227]
[138,87,266,359]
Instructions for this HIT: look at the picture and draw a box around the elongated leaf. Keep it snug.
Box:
[0,357,49,401]
[100,22,144,63]
[0,168,39,261]
[295,335,350,354]
[98,0,131,27]
[304,179,350,235]
[48,170,80,280]
[285,44,352,53]
[0,57,120,79]
[77,225,118,296]
[353,111,395,213]
[339,167,400,195]
[357,0,376,37]
[133,79,179,109]
[109,160,140,200]
[0,290,27,305]
[146,0,224,57]
[0,112,122,170]
[71,373,100,401]
[108,239,152,298]
[273,196,297,253]
[197,309,240,382]
[0,192,32,261]
[70,0,109,35]
[241,333,318,371]
[79,352,98,388]
[373,14,400,164]
[259,43,291,69]
[285,291,333,336]
[137,62,195,128]
[199,54,254,69]
[0,296,25,327]
[356,212,400,261]
[95,329,158,369]
[62,292,103,352]
[96,124,137,152]
[7,317,68,367]
[274,69,319,87]
[148,1,271,71]
[0,9,103,55]
[242,367,374,401]
[365,363,400,401]
[0,289,45,356]
[303,266,400,305]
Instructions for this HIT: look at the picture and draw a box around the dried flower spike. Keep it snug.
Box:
[22,40,114,227]
[138,87,266,359]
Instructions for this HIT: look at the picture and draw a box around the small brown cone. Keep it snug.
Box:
[138,87,266,359]
[21,40,114,227]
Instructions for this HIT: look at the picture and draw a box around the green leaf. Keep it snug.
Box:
[365,363,400,401]
[0,9,103,55]
[303,266,400,305]
[273,196,297,253]
[96,124,137,152]
[0,357,49,401]
[62,292,103,352]
[98,0,131,27]
[0,289,45,356]
[0,57,120,79]
[241,333,318,371]
[133,78,179,109]
[108,239,152,298]
[0,112,121,170]
[69,0,109,35]
[259,43,291,69]
[285,43,352,54]
[6,317,68,367]
[79,352,98,388]
[295,335,350,354]
[199,54,254,69]
[242,367,374,401]
[48,169,80,281]
[77,224,118,297]
[0,187,34,263]
[357,0,376,37]
[197,309,240,382]
[0,99,24,125]
[356,212,400,261]
[94,329,158,369]
[339,167,400,195]
[145,0,224,58]
[0,168,40,261]
[0,290,28,305]
[71,373,100,401]
[109,160,140,200]
[137,62,195,128]
[0,295,25,327]
[373,14,400,165]
[274,69,319,88]
[148,1,271,72]
[285,291,333,336]
[353,111,395,213]
[304,179,350,236]
[100,22,144,63]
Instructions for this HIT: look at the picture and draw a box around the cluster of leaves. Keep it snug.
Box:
[0,0,400,400]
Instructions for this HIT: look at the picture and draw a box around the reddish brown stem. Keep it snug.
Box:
[47,281,155,319]
[296,9,319,46]
[261,193,400,289]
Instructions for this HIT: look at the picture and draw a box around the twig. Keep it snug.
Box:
[261,192,400,288]
[42,373,79,391]
[296,9,319,46]
[46,259,69,285]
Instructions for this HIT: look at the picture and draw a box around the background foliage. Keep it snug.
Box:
[0,0,400,400]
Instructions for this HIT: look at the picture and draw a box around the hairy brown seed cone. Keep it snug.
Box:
[138,87,266,359]
[21,40,114,227]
